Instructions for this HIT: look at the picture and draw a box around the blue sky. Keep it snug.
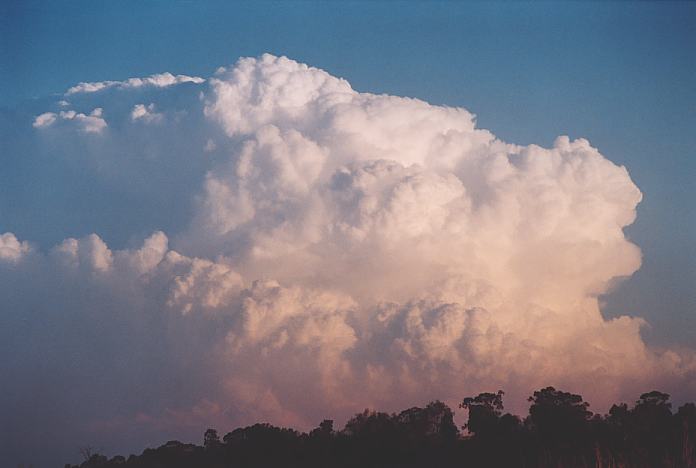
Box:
[3,1,693,345]
[1,2,695,465]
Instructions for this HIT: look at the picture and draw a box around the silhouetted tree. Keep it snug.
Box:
[459,390,504,436]
[397,400,458,441]
[63,387,696,468]
[316,419,334,435]
[676,402,696,466]
[631,391,674,465]
[203,428,220,450]
[527,386,592,441]
[459,390,525,466]
[526,386,594,466]
[79,447,96,462]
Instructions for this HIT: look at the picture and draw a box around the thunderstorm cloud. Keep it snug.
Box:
[3,54,695,463]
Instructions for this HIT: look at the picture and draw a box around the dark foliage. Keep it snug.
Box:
[65,389,696,468]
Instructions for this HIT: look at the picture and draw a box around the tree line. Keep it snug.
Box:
[66,387,696,468]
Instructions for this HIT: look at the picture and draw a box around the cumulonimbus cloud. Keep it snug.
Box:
[5,54,695,463]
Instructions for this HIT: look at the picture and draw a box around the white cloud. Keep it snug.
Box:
[8,54,696,462]
[167,254,243,314]
[184,55,692,416]
[66,72,205,95]
[131,103,164,124]
[32,112,57,128]
[34,107,107,133]
[68,108,107,133]
[0,233,31,263]
[54,233,113,272]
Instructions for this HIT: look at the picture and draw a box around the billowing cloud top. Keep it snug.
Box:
[5,54,695,464]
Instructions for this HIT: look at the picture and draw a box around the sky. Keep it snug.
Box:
[1,1,695,466]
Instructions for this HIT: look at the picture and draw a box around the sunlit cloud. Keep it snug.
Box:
[5,54,695,463]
